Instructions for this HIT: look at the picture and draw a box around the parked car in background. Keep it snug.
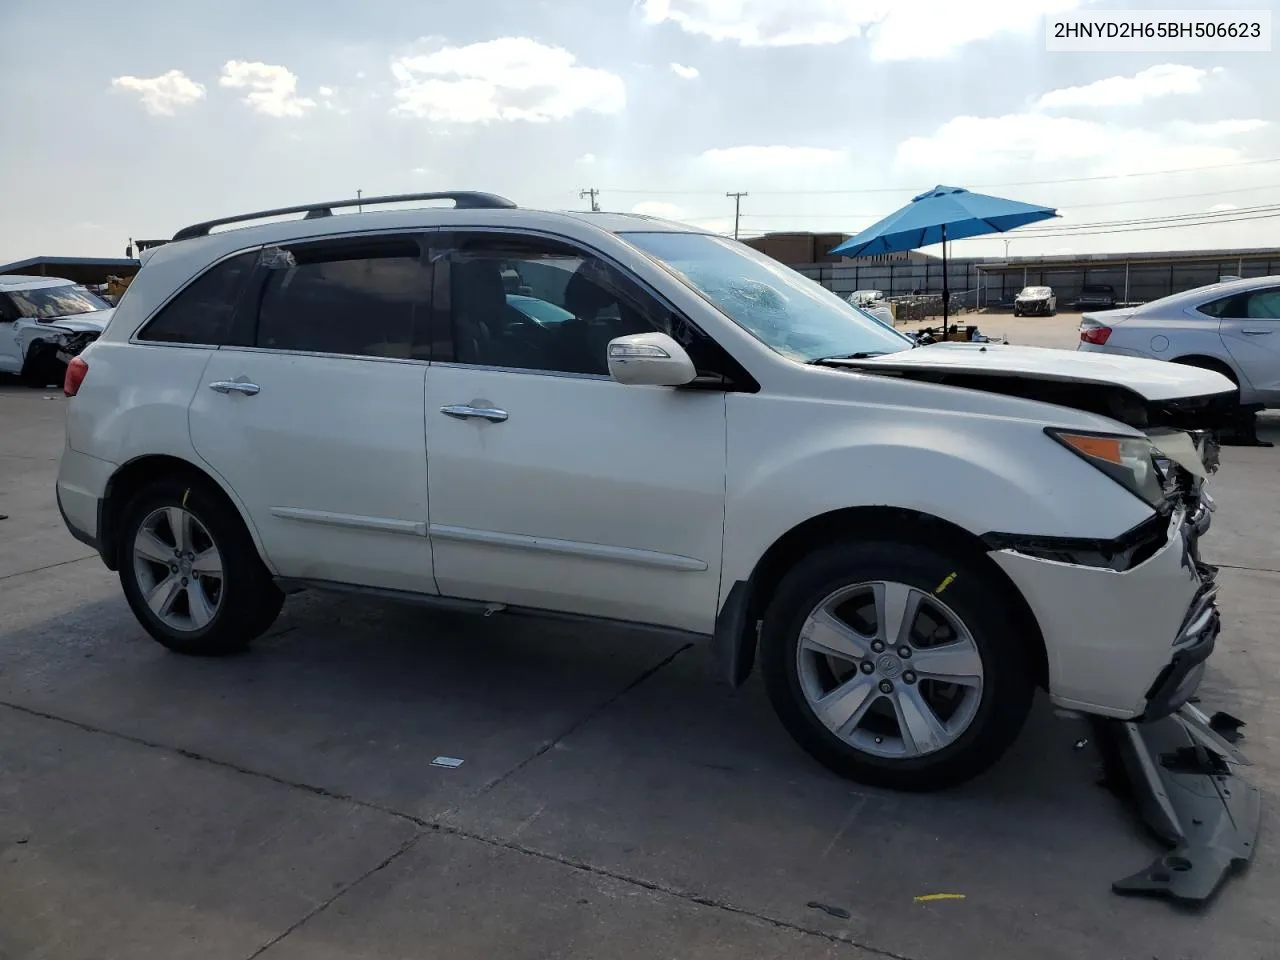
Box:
[1078,275,1280,410]
[0,275,114,384]
[58,191,1233,793]
[1013,285,1056,316]
[847,289,886,308]
[1074,284,1117,311]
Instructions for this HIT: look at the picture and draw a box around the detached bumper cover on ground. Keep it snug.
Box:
[1103,703,1260,904]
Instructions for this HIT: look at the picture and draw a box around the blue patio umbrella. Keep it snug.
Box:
[829,185,1059,337]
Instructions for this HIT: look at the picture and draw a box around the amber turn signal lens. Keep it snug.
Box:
[1057,433,1124,465]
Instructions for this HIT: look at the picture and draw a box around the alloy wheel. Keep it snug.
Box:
[795,581,985,759]
[131,506,225,632]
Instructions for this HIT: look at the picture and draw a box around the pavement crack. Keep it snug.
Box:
[438,642,696,819]
[0,700,431,829]
[0,553,97,582]
[244,832,424,960]
[1210,562,1280,575]
[426,821,917,959]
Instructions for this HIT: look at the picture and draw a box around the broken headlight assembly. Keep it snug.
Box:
[1048,429,1166,507]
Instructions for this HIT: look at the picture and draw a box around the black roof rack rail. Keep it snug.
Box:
[172,191,518,241]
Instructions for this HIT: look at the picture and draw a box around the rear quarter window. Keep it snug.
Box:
[136,250,259,345]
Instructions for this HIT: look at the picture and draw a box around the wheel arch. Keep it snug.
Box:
[100,454,271,573]
[713,505,1048,692]
[1170,352,1240,386]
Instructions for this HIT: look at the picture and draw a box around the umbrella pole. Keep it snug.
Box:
[941,224,950,339]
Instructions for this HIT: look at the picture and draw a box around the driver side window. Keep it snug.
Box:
[440,232,706,377]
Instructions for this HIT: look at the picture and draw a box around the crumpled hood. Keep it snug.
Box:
[830,342,1235,402]
[35,308,113,334]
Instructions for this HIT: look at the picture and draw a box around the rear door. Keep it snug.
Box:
[188,233,438,593]
[1207,284,1280,403]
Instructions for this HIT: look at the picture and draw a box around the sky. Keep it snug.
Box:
[1,0,1276,264]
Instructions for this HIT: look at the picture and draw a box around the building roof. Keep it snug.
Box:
[0,256,141,274]
[978,246,1280,270]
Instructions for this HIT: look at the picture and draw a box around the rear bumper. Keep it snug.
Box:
[991,509,1215,719]
[55,445,115,565]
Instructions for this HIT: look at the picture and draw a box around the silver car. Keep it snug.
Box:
[1078,275,1280,408]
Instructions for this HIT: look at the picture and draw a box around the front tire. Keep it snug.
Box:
[760,540,1035,792]
[117,477,284,655]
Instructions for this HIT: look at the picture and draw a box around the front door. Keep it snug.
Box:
[188,233,438,594]
[422,229,730,634]
[1214,284,1280,403]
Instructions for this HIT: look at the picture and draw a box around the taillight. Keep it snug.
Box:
[64,356,88,397]
[1080,325,1112,345]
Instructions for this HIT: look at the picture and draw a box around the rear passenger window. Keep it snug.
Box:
[252,238,429,359]
[138,250,258,345]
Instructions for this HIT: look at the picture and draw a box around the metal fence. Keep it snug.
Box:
[979,257,1280,307]
[795,260,985,312]
[796,254,1280,311]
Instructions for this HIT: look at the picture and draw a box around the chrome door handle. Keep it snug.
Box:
[440,404,508,423]
[1242,328,1272,335]
[209,380,261,395]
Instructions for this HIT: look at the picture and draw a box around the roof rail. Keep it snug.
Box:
[172,191,518,241]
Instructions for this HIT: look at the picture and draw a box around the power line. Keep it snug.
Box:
[736,183,1280,220]
[1014,202,1280,235]
[600,156,1280,197]
[1009,208,1280,240]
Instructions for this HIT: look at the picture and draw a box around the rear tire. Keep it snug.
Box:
[760,540,1035,792]
[117,477,283,655]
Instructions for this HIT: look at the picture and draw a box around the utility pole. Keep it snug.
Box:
[579,188,601,212]
[1003,238,1011,259]
[357,189,363,212]
[726,191,748,240]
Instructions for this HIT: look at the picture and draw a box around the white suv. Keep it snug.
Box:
[56,192,1232,791]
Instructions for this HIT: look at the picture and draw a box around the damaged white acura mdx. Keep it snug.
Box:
[57,193,1231,791]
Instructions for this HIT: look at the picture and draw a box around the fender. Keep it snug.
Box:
[711,393,1154,687]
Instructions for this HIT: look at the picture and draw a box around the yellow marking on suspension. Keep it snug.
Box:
[934,572,957,594]
[182,488,190,508]
[914,893,966,903]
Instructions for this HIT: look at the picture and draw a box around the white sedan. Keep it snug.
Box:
[1078,275,1280,409]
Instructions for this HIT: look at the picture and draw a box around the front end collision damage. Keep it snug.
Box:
[988,433,1260,904]
[17,322,101,378]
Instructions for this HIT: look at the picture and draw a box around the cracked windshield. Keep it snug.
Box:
[2,1,1276,958]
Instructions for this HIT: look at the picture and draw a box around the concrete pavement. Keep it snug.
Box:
[1,375,1277,959]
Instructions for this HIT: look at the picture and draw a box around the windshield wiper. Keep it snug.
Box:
[808,351,890,365]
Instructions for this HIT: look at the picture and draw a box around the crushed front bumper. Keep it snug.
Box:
[991,508,1212,719]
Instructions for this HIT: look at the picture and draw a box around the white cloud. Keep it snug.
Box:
[896,113,1247,175]
[631,201,687,219]
[1036,64,1213,110]
[576,152,597,164]
[670,62,700,79]
[411,166,431,176]
[110,69,206,116]
[318,85,335,97]
[641,0,1081,60]
[1172,119,1269,138]
[219,60,316,117]
[390,37,625,123]
[699,144,846,170]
